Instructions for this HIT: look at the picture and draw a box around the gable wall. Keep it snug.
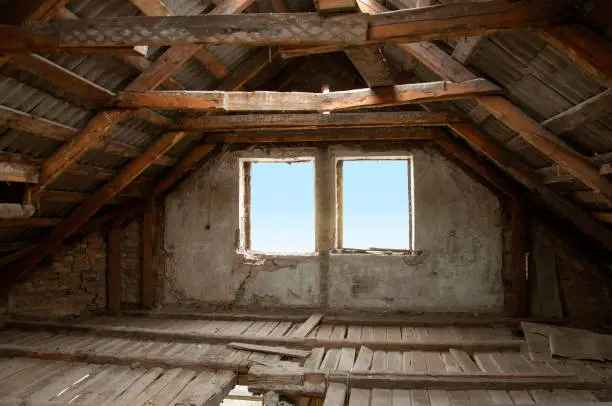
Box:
[161,144,505,314]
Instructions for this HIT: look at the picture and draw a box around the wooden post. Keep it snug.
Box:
[107,222,121,312]
[510,200,527,317]
[141,200,157,309]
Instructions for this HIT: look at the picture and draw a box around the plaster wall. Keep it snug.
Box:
[163,145,504,313]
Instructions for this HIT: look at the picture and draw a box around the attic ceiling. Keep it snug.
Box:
[0,0,611,289]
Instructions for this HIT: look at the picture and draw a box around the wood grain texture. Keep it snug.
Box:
[116,79,501,112]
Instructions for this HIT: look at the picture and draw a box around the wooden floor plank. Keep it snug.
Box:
[427,389,450,406]
[371,388,392,406]
[371,350,387,371]
[140,368,197,406]
[292,314,324,338]
[316,325,333,340]
[424,352,445,374]
[72,364,134,404]
[323,382,347,406]
[169,370,234,406]
[449,349,480,373]
[361,326,374,341]
[401,327,417,341]
[529,389,558,403]
[349,388,371,406]
[0,358,43,382]
[255,321,280,337]
[320,349,341,371]
[0,361,72,398]
[352,346,373,372]
[486,390,513,404]
[404,351,426,374]
[374,326,387,342]
[447,390,470,406]
[387,351,403,372]
[508,390,535,404]
[441,352,461,373]
[411,389,430,406]
[269,321,293,337]
[89,367,148,404]
[386,327,401,341]
[466,390,491,404]
[29,362,100,401]
[108,367,165,406]
[473,353,503,374]
[331,325,347,340]
[128,368,184,406]
[347,325,362,341]
[392,389,411,406]
[304,347,326,370]
[338,348,356,371]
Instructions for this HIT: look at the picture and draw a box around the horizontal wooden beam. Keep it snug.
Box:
[38,190,138,205]
[176,111,456,132]
[541,89,612,134]
[537,152,612,184]
[208,127,440,143]
[2,1,564,51]
[116,79,501,112]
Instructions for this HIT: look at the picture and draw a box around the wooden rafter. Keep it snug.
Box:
[8,53,115,105]
[176,111,456,131]
[3,1,566,52]
[451,36,486,64]
[345,46,394,88]
[128,0,230,81]
[116,79,501,112]
[2,131,187,289]
[353,0,612,208]
[25,0,253,198]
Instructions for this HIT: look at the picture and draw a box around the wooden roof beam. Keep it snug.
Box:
[452,36,486,64]
[176,111,456,131]
[55,6,184,91]
[128,0,230,81]
[0,153,39,183]
[354,0,612,208]
[540,24,612,87]
[8,53,116,106]
[0,218,62,228]
[28,0,252,197]
[315,0,357,13]
[4,1,564,51]
[116,79,501,112]
[2,130,187,286]
[345,46,394,88]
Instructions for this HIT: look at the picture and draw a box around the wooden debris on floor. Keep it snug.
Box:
[522,322,612,361]
[228,342,311,359]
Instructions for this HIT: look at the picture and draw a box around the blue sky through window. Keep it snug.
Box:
[250,160,315,253]
[342,160,410,249]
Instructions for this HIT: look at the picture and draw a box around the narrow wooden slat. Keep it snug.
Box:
[452,36,486,64]
[0,105,77,141]
[349,388,371,406]
[449,349,480,373]
[337,348,356,371]
[170,370,235,406]
[292,314,324,338]
[542,88,612,134]
[352,346,374,373]
[345,46,393,88]
[323,382,347,406]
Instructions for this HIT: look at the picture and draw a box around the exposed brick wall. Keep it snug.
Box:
[531,219,612,328]
[8,232,107,318]
[120,220,141,308]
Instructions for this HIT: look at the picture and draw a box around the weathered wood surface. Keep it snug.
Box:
[345,46,394,88]
[116,79,500,112]
[4,320,523,352]
[0,153,39,183]
[228,342,311,358]
[0,104,78,142]
[452,36,486,64]
[2,131,187,291]
[177,111,455,131]
[541,89,612,134]
[540,24,612,87]
[2,1,565,51]
[208,127,439,144]
[291,314,324,338]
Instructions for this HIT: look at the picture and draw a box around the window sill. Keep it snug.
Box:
[331,248,424,256]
